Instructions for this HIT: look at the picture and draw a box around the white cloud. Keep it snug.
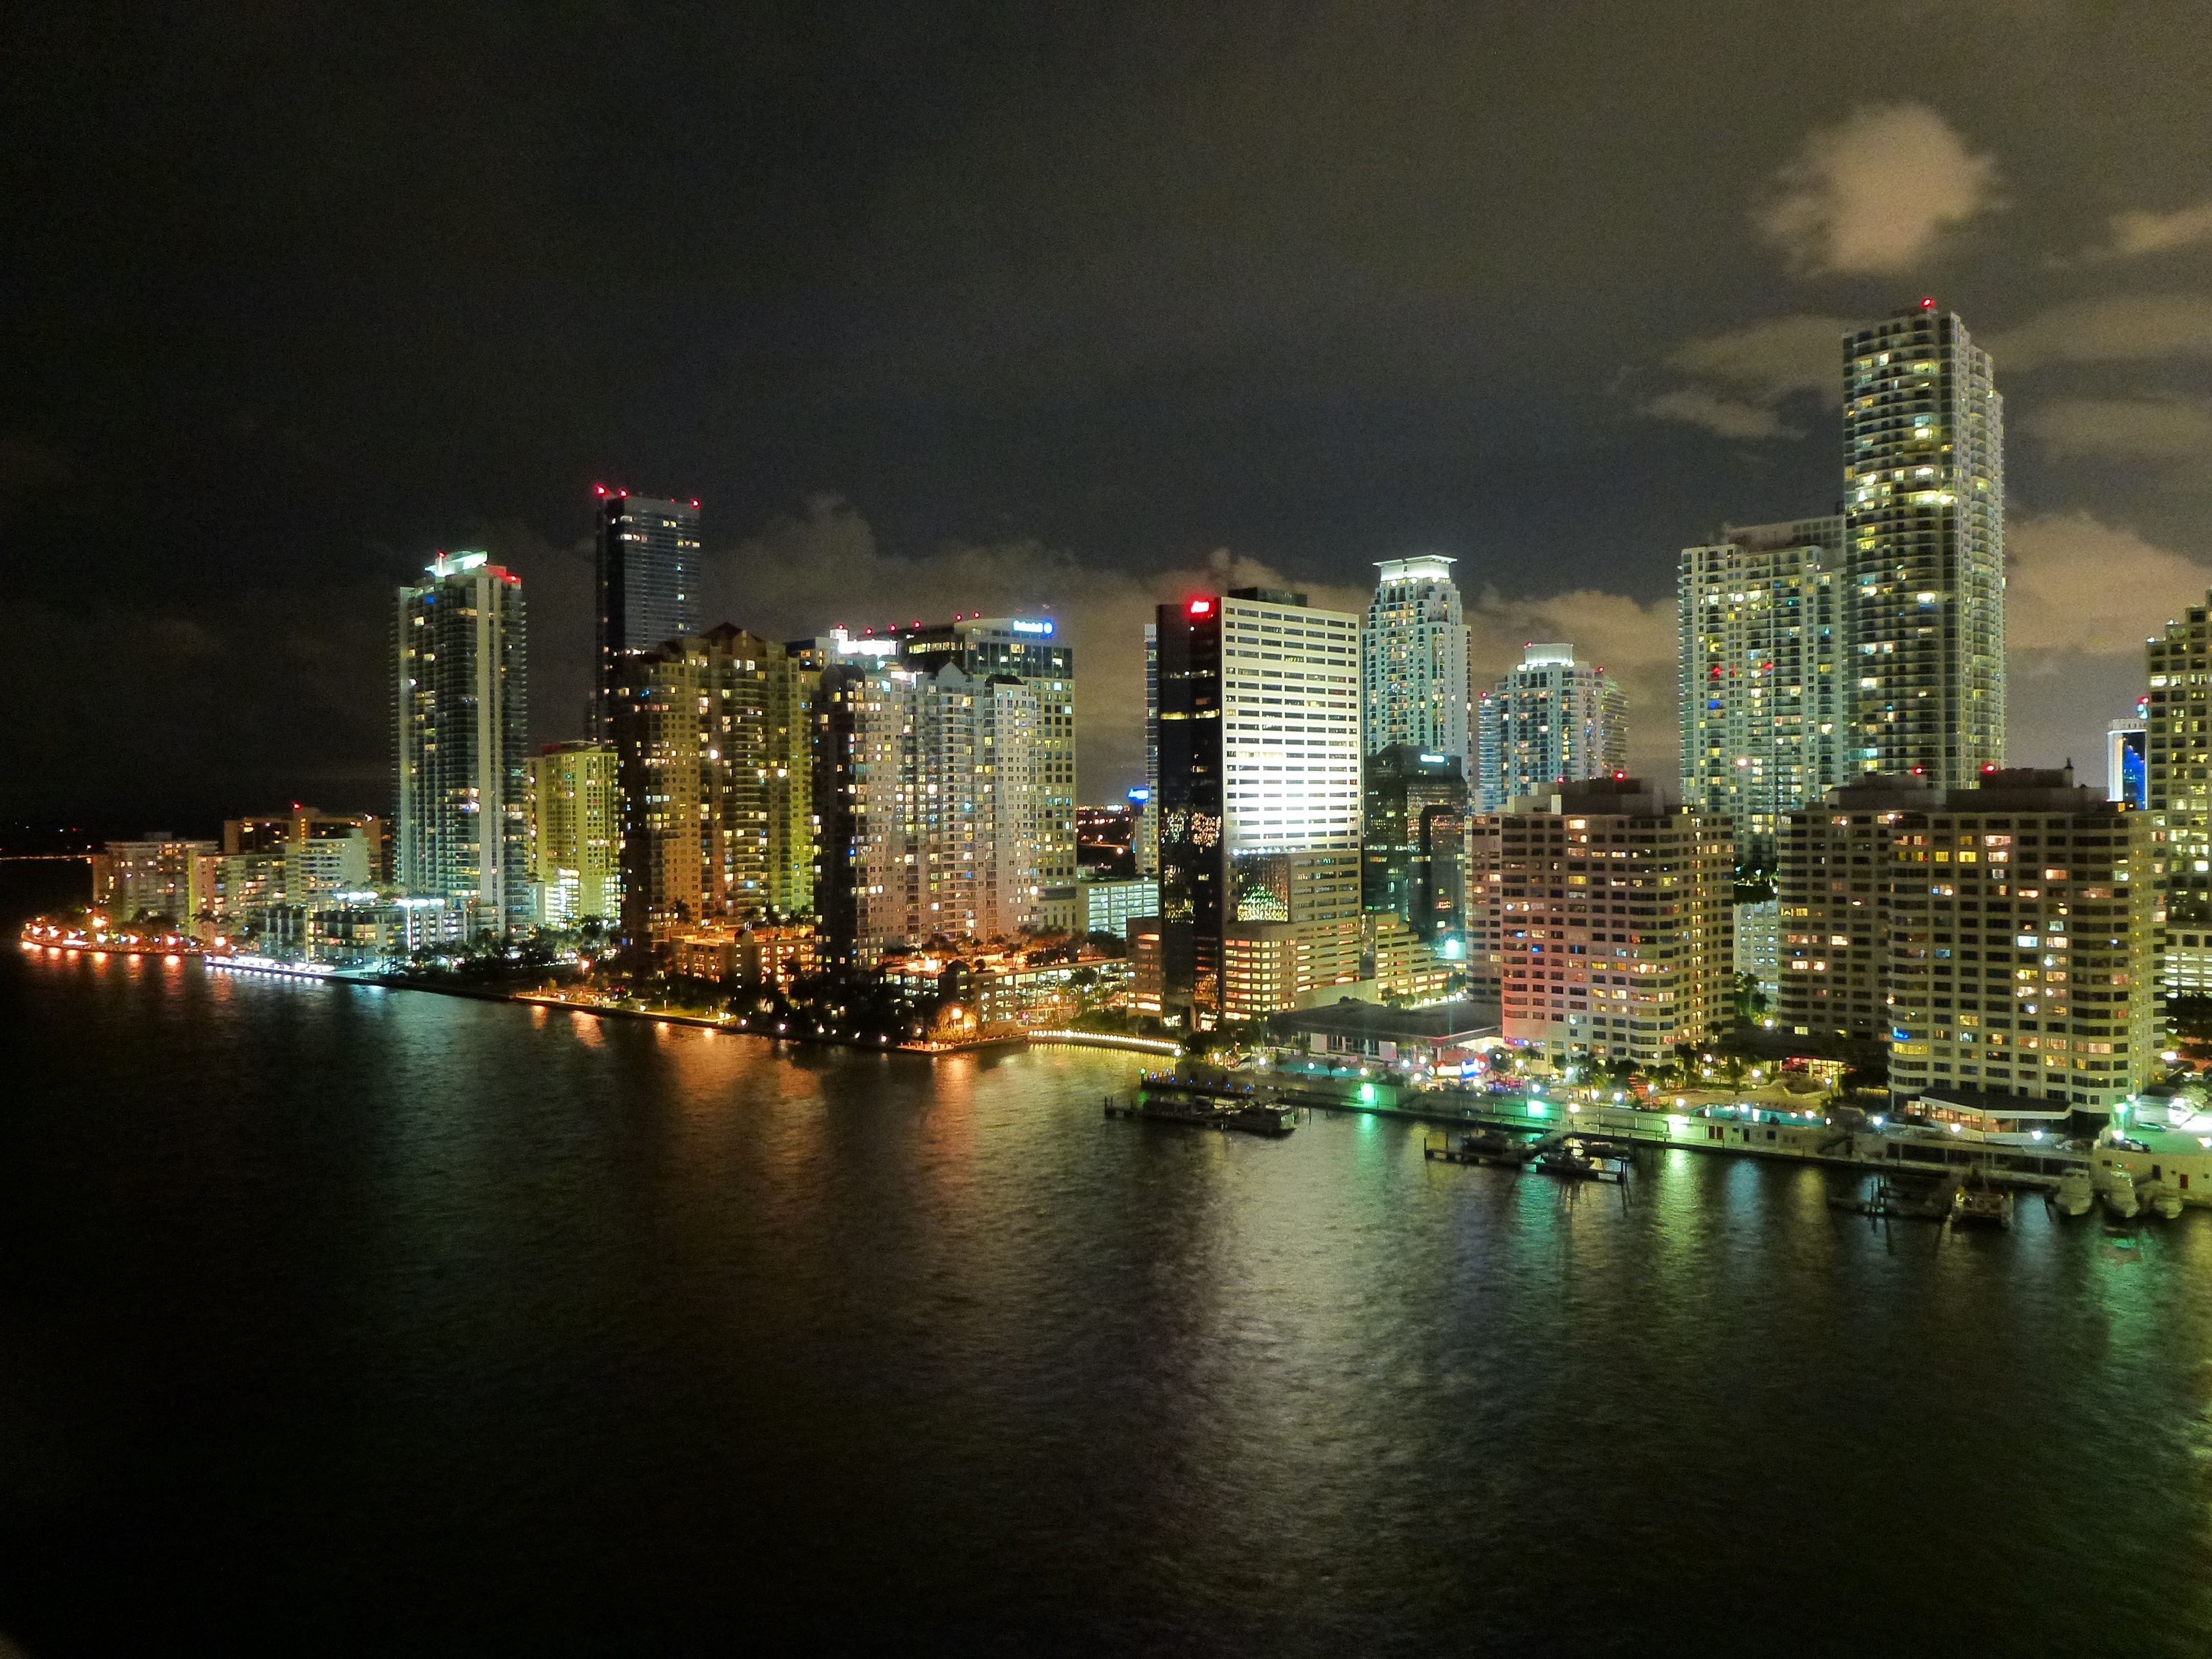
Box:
[1757,104,2002,275]
[2074,200,2212,262]
[1640,313,1847,440]
[1638,387,1799,440]
[1989,292,2212,369]
[2008,511,2209,656]
[1664,314,1849,402]
[2022,396,2212,464]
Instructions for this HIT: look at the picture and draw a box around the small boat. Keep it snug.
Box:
[1531,1137,1629,1185]
[2098,1163,2140,1221]
[2054,1167,2093,1218]
[2150,1181,2184,1221]
[1951,1177,2013,1229]
[1107,1082,1297,1138]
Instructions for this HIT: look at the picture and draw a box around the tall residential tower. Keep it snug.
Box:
[1476,643,1626,810]
[1842,302,2005,785]
[394,552,531,935]
[1678,516,1846,867]
[1362,557,1472,763]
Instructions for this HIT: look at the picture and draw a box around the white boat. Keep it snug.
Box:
[2150,1182,2184,1221]
[2098,1163,2140,1221]
[2055,1167,2093,1218]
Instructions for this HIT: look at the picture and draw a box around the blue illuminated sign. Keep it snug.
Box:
[1011,619,1054,635]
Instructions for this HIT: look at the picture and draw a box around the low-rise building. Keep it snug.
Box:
[1269,998,1500,1075]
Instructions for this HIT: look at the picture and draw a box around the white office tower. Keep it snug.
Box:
[1843,302,2005,786]
[851,660,1041,959]
[1214,589,1366,1010]
[1362,557,1473,763]
[1476,643,1626,811]
[1678,517,1847,867]
[394,551,530,936]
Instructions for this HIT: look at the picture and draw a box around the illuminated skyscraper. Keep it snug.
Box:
[593,489,701,734]
[1476,643,1625,810]
[1678,516,1846,866]
[2147,600,2212,993]
[1362,557,1472,763]
[1842,302,2005,785]
[394,552,530,935]
[848,658,1044,958]
[527,741,622,927]
[607,625,811,947]
[1155,589,1362,1027]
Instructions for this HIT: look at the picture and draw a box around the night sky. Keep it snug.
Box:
[6,1,2210,831]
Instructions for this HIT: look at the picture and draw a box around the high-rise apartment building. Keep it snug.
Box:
[1362,557,1472,763]
[593,489,700,734]
[1780,770,2154,1115]
[889,615,1076,897]
[1880,770,2151,1113]
[607,625,811,947]
[1360,746,1469,946]
[1476,643,1626,811]
[93,835,220,925]
[1678,517,1846,867]
[1487,777,1734,1066]
[1155,589,1363,1027]
[847,658,1044,959]
[1842,302,2005,785]
[394,551,530,937]
[526,741,622,927]
[1777,775,1943,1041]
[2146,600,2212,992]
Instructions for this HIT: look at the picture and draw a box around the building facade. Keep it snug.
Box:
[2108,715,2147,810]
[1362,556,1472,763]
[1156,589,1363,1026]
[2146,601,2212,992]
[394,551,531,937]
[1880,770,2151,1113]
[1361,745,1469,946]
[607,625,811,947]
[93,835,219,925]
[526,741,621,927]
[1777,776,1944,1041]
[593,490,700,735]
[1842,303,2006,786]
[1476,643,1626,811]
[891,616,1077,899]
[1487,777,1734,1066]
[848,659,1044,959]
[1678,517,1847,867]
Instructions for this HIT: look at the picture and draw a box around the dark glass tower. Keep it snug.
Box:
[1362,745,1469,943]
[593,490,701,733]
[1155,598,1225,1026]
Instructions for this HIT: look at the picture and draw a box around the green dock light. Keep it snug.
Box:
[1358,1082,1377,1104]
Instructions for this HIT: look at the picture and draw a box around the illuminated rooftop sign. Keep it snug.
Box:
[1009,619,1054,635]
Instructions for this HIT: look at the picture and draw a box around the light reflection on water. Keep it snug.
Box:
[2,950,2210,1654]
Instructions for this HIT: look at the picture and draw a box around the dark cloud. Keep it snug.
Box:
[3,0,2210,826]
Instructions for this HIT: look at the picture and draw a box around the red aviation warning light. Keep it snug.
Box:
[1921,296,1937,310]
[1188,599,1213,616]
